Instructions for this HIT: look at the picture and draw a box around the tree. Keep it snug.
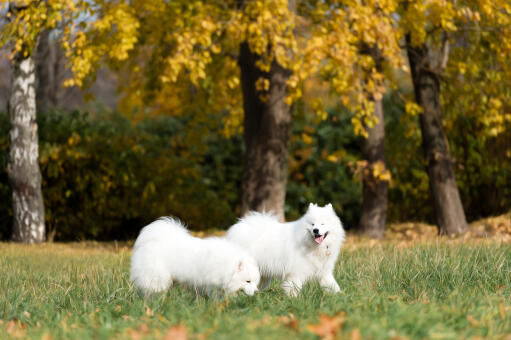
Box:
[1,0,86,242]
[357,47,388,239]
[3,2,45,243]
[35,29,60,112]
[238,41,292,220]
[406,38,468,235]
[7,33,45,243]
[300,1,401,237]
[237,0,296,220]
[66,0,302,220]
[400,1,469,235]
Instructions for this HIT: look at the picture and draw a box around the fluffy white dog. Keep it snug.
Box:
[226,203,345,296]
[130,217,260,297]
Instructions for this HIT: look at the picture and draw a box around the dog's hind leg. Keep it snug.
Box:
[258,276,272,290]
[281,277,303,297]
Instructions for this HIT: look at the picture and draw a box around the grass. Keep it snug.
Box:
[0,240,510,339]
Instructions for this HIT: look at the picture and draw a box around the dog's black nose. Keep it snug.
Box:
[313,228,319,234]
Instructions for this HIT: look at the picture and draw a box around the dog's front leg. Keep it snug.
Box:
[281,277,303,297]
[319,273,340,293]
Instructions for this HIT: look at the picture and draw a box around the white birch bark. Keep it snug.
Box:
[7,53,46,243]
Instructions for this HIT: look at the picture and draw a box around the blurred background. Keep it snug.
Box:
[0,0,510,242]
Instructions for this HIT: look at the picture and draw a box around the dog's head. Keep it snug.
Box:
[303,203,344,245]
[227,257,260,296]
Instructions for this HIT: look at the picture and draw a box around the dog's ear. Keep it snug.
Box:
[308,203,317,210]
[326,203,333,210]
[238,261,244,272]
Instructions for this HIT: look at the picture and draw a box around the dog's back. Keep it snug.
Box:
[226,212,298,279]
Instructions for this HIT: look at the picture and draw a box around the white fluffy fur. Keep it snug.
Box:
[226,203,345,296]
[130,217,260,297]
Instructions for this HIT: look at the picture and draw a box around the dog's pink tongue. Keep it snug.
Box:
[315,235,324,244]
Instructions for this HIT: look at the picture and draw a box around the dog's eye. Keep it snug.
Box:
[246,280,251,283]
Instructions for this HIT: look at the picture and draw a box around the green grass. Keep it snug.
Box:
[0,241,510,339]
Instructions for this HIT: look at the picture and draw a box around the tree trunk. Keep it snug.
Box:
[406,36,468,235]
[238,42,292,221]
[36,29,58,113]
[358,97,388,239]
[7,52,46,243]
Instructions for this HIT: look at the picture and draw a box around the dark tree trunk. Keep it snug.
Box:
[36,29,58,113]
[406,35,468,235]
[358,96,388,239]
[8,52,46,243]
[238,42,292,221]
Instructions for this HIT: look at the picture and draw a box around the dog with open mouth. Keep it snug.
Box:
[226,203,345,297]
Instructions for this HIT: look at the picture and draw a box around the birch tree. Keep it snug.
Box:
[1,0,86,242]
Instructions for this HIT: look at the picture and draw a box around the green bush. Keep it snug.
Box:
[0,100,509,240]
[0,110,238,240]
[286,105,362,228]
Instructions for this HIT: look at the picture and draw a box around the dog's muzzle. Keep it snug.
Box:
[313,231,329,244]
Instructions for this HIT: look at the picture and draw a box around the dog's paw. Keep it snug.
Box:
[282,281,301,297]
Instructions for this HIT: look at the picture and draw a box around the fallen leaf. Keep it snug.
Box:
[246,316,272,330]
[127,329,142,340]
[349,328,362,340]
[41,333,52,340]
[23,311,30,318]
[126,323,150,340]
[307,311,346,340]
[162,325,187,340]
[6,319,26,338]
[196,325,218,340]
[146,307,154,317]
[277,314,299,331]
[467,315,479,327]
[114,305,121,312]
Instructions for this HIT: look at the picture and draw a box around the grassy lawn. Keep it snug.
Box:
[0,240,510,339]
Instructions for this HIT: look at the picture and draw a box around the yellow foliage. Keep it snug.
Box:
[0,0,86,58]
[372,161,392,182]
[7,0,507,146]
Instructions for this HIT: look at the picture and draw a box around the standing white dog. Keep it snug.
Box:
[226,203,345,296]
[130,217,260,297]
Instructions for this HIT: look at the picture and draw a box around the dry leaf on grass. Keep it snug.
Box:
[467,315,479,327]
[307,311,346,340]
[196,325,217,340]
[162,325,188,340]
[146,307,154,317]
[6,318,26,338]
[499,302,506,321]
[276,314,299,331]
[126,323,150,340]
[41,333,53,340]
[349,328,362,340]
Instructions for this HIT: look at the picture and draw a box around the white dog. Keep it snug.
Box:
[130,217,260,297]
[226,203,345,296]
